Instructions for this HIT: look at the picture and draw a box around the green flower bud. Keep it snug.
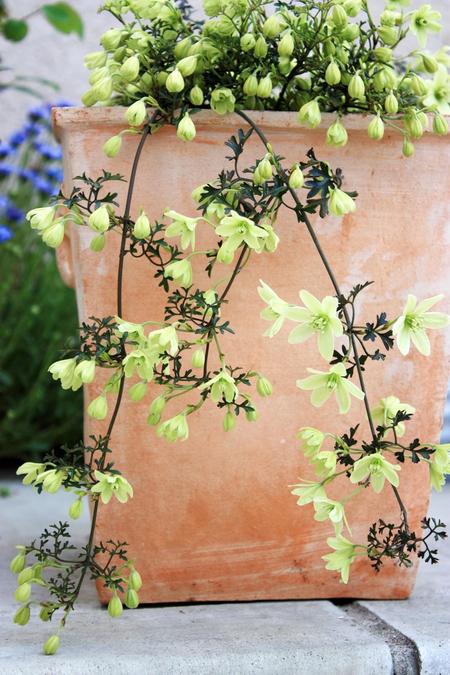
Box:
[108,594,123,618]
[410,74,428,96]
[257,157,272,180]
[210,88,235,115]
[328,187,356,216]
[278,32,294,57]
[243,73,258,96]
[177,113,196,142]
[147,395,166,425]
[17,567,34,585]
[256,376,273,397]
[10,553,26,574]
[68,498,83,520]
[288,165,304,189]
[90,234,106,252]
[245,407,258,422]
[166,69,185,93]
[378,26,398,46]
[330,5,348,29]
[342,24,360,41]
[74,359,96,384]
[348,73,365,100]
[433,113,448,136]
[384,92,399,114]
[43,635,60,656]
[125,589,140,609]
[241,33,256,51]
[125,100,147,127]
[402,137,415,157]
[87,394,108,420]
[177,55,197,77]
[262,14,284,39]
[15,582,31,603]
[373,47,392,63]
[103,134,122,158]
[204,0,221,16]
[298,99,321,128]
[421,53,439,74]
[254,36,268,58]
[128,568,143,591]
[133,209,151,238]
[157,71,168,86]
[88,205,110,233]
[84,51,107,70]
[278,56,296,76]
[39,605,52,622]
[100,28,122,50]
[217,244,234,264]
[120,55,140,82]
[326,119,348,147]
[367,115,385,140]
[174,36,192,59]
[189,85,204,106]
[325,60,341,86]
[192,348,205,369]
[223,410,236,432]
[41,219,65,249]
[128,381,148,402]
[256,75,272,99]
[380,10,397,27]
[343,0,361,17]
[14,605,30,626]
[405,113,424,139]
[323,40,336,57]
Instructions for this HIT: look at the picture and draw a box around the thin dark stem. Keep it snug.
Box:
[236,109,408,527]
[219,245,248,302]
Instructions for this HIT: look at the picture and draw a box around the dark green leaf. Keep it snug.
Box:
[42,3,84,37]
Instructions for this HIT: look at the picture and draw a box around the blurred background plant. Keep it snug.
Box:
[0,102,82,462]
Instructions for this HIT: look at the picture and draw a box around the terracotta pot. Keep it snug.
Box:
[54,107,450,602]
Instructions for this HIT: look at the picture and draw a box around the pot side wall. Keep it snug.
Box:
[54,108,450,602]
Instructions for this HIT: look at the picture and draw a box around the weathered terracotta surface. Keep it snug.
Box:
[54,107,450,602]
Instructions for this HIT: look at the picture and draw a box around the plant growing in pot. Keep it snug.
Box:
[10,0,450,655]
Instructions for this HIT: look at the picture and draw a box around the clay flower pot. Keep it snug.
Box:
[54,107,450,602]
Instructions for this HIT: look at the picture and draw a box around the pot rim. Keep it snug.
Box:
[52,106,447,141]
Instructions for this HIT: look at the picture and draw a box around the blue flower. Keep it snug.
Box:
[34,142,62,161]
[0,195,10,211]
[0,164,15,178]
[0,143,13,159]
[6,204,24,222]
[33,176,57,196]
[0,225,13,243]
[17,168,38,182]
[46,166,64,182]
[23,122,44,138]
[55,100,73,108]
[9,130,27,148]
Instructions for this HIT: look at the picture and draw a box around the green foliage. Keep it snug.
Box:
[41,3,84,38]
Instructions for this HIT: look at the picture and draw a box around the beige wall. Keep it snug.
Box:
[0,0,448,138]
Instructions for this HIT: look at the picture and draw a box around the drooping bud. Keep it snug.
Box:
[245,407,258,422]
[147,395,166,425]
[10,552,26,574]
[108,594,123,618]
[329,5,348,29]
[241,34,256,52]
[15,582,31,603]
[74,359,96,384]
[192,348,205,369]
[17,567,34,585]
[262,14,284,39]
[367,115,385,140]
[125,589,139,609]
[177,55,197,77]
[325,60,341,86]
[87,394,108,420]
[298,99,321,128]
[243,73,258,96]
[133,209,151,238]
[103,134,122,158]
[421,53,439,74]
[256,376,273,397]
[223,410,236,432]
[348,73,365,100]
[100,28,122,50]
[166,69,185,93]
[43,635,60,656]
[128,381,148,402]
[326,119,348,147]
[288,165,304,189]
[41,220,65,249]
[84,51,107,70]
[254,36,268,58]
[14,605,30,626]
[189,85,204,105]
[433,113,448,136]
[256,75,272,99]
[90,233,106,252]
[384,92,399,114]
[278,32,294,57]
[176,113,196,142]
[410,74,428,96]
[378,26,398,46]
[69,498,83,520]
[328,187,356,217]
[402,138,414,157]
[125,100,147,127]
[120,55,140,82]
[88,206,110,233]
[128,568,143,591]
[373,47,392,63]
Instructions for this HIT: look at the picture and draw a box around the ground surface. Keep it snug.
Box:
[1,481,449,674]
